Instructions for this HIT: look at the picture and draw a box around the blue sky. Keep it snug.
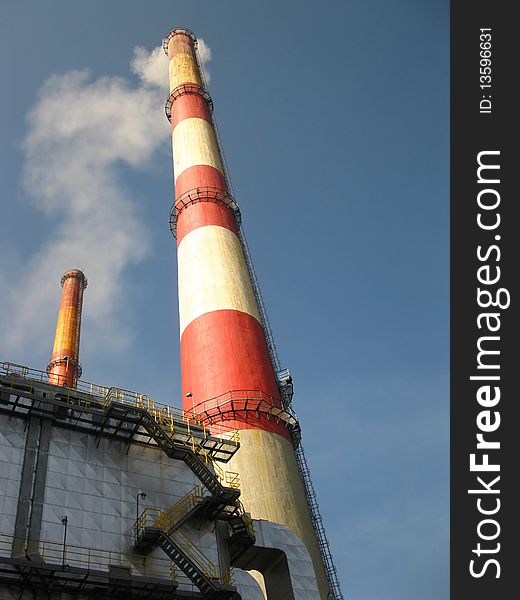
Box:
[0,1,449,598]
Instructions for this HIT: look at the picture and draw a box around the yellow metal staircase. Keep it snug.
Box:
[134,484,254,596]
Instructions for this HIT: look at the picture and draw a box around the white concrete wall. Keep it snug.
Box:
[0,415,26,539]
[38,424,219,586]
[0,413,322,600]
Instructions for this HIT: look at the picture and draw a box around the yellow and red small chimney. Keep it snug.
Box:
[47,269,87,387]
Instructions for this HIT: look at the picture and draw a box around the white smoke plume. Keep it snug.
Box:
[131,37,213,87]
[131,46,169,90]
[0,45,177,363]
[197,38,213,83]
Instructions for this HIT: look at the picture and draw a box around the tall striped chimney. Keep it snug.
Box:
[47,269,87,387]
[164,28,330,597]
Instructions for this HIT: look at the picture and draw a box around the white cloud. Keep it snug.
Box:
[0,47,170,361]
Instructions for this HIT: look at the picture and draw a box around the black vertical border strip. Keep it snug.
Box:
[451,2,517,599]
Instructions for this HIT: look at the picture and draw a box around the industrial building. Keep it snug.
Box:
[0,28,343,600]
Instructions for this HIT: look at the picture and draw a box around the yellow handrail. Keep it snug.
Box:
[0,361,240,445]
[212,461,240,489]
[0,531,178,580]
[153,484,205,533]
[170,528,234,585]
[133,503,234,586]
[0,361,109,399]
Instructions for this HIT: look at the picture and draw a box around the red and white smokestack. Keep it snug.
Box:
[47,269,87,387]
[164,28,330,597]
[163,28,288,441]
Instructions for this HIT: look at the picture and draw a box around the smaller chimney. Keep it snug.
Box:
[47,269,87,387]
